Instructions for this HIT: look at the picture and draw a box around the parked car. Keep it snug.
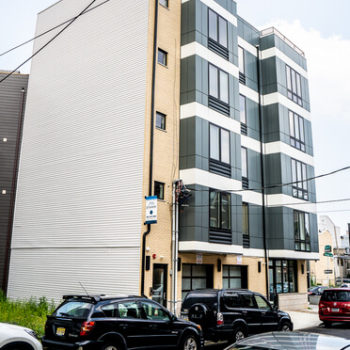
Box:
[42,294,203,350]
[180,289,293,343]
[0,322,42,350]
[340,283,350,288]
[224,331,350,350]
[319,287,350,327]
[308,286,327,296]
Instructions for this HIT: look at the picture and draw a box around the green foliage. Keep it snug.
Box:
[0,292,55,338]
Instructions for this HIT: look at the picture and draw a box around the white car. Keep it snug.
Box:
[0,322,42,350]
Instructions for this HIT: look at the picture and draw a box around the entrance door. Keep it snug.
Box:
[152,264,167,307]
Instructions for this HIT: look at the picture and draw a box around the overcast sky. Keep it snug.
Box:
[0,0,349,233]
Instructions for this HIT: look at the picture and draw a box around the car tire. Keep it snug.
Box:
[179,334,199,350]
[279,321,292,332]
[231,326,247,343]
[324,321,332,328]
[101,343,122,350]
[2,344,33,350]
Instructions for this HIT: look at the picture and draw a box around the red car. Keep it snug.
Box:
[319,288,350,327]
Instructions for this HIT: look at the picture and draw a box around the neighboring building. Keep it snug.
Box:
[0,71,28,293]
[7,0,318,310]
[309,230,335,286]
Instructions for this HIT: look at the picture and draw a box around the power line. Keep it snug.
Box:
[186,165,350,194]
[0,0,104,85]
[0,0,110,59]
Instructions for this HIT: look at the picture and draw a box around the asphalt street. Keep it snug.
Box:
[203,323,350,349]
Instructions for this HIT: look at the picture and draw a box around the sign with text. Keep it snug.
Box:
[145,196,157,224]
[196,254,203,265]
[324,269,333,274]
[324,245,332,253]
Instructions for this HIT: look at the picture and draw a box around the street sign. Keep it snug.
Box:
[323,252,333,257]
[324,269,333,274]
[145,196,157,224]
[324,245,332,253]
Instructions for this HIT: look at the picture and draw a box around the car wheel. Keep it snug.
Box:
[180,334,199,350]
[280,322,292,332]
[232,326,247,342]
[2,343,33,350]
[101,343,121,350]
[324,321,332,328]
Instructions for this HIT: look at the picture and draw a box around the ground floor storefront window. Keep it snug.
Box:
[222,265,247,289]
[182,264,213,299]
[269,259,297,301]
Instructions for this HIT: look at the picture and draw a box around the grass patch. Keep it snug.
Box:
[0,291,55,338]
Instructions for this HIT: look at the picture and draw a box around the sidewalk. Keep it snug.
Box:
[286,304,321,330]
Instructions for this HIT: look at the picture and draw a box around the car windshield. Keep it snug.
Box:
[54,301,93,318]
[321,290,350,302]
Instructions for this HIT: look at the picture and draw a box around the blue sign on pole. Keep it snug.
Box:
[145,196,157,224]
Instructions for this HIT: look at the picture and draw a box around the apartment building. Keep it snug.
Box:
[7,0,318,310]
[0,71,28,293]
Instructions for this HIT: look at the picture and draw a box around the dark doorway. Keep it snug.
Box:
[152,264,168,307]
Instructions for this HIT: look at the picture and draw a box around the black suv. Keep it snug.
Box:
[181,289,293,343]
[42,295,203,350]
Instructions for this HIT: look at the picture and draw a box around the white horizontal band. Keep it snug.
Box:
[262,92,311,121]
[269,250,319,260]
[180,102,240,134]
[267,194,317,214]
[181,42,239,78]
[239,83,259,103]
[238,37,257,57]
[241,135,261,153]
[179,241,243,254]
[260,47,308,78]
[264,142,314,166]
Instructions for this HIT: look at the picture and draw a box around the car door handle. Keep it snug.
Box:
[242,310,247,315]
[148,324,157,329]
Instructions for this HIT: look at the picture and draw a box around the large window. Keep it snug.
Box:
[210,124,230,164]
[289,111,305,151]
[209,64,229,104]
[223,265,247,289]
[291,158,308,200]
[286,65,302,106]
[269,259,297,300]
[208,9,228,48]
[242,202,249,248]
[238,46,246,84]
[182,264,213,299]
[241,147,248,189]
[294,210,311,252]
[210,190,231,233]
[240,94,247,135]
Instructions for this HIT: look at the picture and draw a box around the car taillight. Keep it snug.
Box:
[319,302,325,309]
[80,321,95,336]
[217,312,223,326]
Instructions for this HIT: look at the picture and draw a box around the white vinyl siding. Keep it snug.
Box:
[8,0,149,301]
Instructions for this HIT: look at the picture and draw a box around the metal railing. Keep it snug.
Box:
[260,27,305,57]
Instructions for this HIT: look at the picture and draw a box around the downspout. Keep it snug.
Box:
[141,0,159,297]
[256,45,269,300]
[3,86,27,294]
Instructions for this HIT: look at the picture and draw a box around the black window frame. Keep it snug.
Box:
[239,94,247,134]
[209,123,231,164]
[222,265,247,289]
[154,181,165,200]
[157,48,168,66]
[155,111,166,130]
[291,158,308,200]
[286,64,302,106]
[242,202,249,248]
[209,189,231,233]
[238,46,246,84]
[181,264,213,299]
[289,110,305,152]
[207,8,229,59]
[241,147,248,189]
[294,210,311,252]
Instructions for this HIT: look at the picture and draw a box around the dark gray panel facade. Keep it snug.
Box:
[0,72,28,292]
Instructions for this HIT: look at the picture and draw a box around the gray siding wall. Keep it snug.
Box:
[0,73,28,292]
[237,16,260,46]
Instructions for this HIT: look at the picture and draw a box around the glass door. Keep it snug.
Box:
[152,264,168,307]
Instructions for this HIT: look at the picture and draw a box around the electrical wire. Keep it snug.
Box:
[0,0,105,84]
[0,0,110,59]
[186,165,350,194]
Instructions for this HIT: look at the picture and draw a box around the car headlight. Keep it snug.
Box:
[24,329,39,339]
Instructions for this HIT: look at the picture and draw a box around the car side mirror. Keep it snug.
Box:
[170,314,177,322]
[273,304,278,311]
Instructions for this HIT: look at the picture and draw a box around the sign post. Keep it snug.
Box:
[145,196,157,224]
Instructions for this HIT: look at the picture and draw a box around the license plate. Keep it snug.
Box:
[56,327,65,336]
[332,308,339,312]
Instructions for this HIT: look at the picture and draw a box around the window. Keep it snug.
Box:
[210,124,230,164]
[286,65,302,106]
[269,259,297,298]
[118,302,142,319]
[159,0,168,8]
[208,9,228,59]
[291,158,308,200]
[209,190,231,231]
[242,202,249,247]
[294,210,311,252]
[240,294,255,308]
[158,48,167,66]
[241,147,248,189]
[223,292,241,308]
[209,64,229,104]
[182,264,213,299]
[141,301,170,321]
[255,295,271,310]
[239,94,247,128]
[156,111,166,130]
[238,46,246,84]
[223,266,244,289]
[289,110,305,152]
[154,181,165,200]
